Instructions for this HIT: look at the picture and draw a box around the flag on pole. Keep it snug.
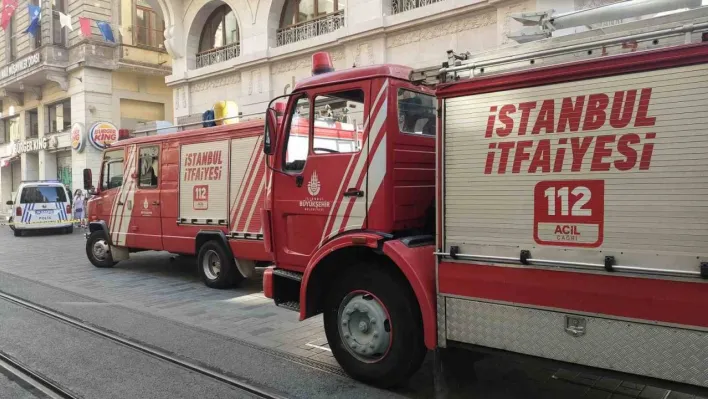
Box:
[96,21,114,42]
[58,12,73,31]
[25,4,40,36]
[79,17,91,37]
[1,0,18,31]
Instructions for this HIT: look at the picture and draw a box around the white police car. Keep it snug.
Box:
[6,181,73,237]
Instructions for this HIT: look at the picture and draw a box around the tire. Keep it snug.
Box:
[86,230,116,268]
[197,240,244,289]
[65,225,74,234]
[13,229,22,237]
[323,263,426,388]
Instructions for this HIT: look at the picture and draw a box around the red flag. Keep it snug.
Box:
[79,17,91,37]
[1,0,18,31]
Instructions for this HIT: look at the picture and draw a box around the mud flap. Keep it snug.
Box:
[235,258,256,279]
[110,246,130,261]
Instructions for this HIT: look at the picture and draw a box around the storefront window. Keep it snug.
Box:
[28,109,39,138]
[135,0,165,49]
[52,0,67,46]
[198,5,239,52]
[47,99,71,133]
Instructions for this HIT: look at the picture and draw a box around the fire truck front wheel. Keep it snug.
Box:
[323,264,425,388]
[197,241,244,289]
[86,230,116,268]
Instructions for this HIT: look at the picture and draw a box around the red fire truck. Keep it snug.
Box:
[261,3,708,391]
[82,113,362,289]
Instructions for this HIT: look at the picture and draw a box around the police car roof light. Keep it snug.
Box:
[312,52,334,76]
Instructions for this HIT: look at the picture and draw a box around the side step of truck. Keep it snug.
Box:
[271,269,303,312]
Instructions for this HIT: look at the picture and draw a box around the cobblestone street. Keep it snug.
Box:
[0,228,705,398]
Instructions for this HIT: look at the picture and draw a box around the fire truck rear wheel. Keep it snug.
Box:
[86,230,116,268]
[324,264,426,388]
[197,241,244,289]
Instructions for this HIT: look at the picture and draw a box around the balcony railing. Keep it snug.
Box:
[196,42,241,68]
[276,10,345,47]
[391,0,445,14]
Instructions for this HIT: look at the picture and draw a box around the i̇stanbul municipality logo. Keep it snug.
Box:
[307,171,321,196]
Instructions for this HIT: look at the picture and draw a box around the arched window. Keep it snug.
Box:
[277,0,344,46]
[197,5,240,67]
[280,0,339,27]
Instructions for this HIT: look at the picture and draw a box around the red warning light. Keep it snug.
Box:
[312,52,334,75]
[274,102,286,115]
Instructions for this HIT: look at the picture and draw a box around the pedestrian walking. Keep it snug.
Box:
[73,189,86,228]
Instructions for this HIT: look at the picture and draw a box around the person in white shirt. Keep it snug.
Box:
[73,189,85,228]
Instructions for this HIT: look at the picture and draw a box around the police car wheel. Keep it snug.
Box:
[323,262,426,388]
[13,229,22,237]
[197,241,243,289]
[86,230,115,268]
[65,226,74,234]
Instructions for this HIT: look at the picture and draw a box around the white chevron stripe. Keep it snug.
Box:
[319,80,389,244]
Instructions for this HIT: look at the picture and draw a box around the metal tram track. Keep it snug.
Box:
[0,350,79,399]
[0,291,287,399]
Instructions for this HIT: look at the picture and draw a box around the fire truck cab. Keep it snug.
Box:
[262,53,438,385]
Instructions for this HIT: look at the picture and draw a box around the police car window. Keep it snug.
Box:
[284,97,310,172]
[312,90,365,154]
[102,150,124,190]
[138,146,159,188]
[20,186,67,203]
[397,89,435,136]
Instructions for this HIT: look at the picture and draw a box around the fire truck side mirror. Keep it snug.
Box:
[83,168,92,190]
[264,108,277,155]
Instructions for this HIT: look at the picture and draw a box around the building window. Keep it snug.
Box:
[1,117,20,143]
[196,5,240,68]
[135,0,165,49]
[7,15,16,60]
[31,0,41,48]
[52,0,67,46]
[47,99,71,133]
[277,0,344,47]
[27,109,39,138]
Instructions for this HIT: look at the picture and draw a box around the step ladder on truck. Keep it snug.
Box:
[260,0,708,391]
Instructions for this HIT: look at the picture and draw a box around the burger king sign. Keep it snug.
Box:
[88,122,119,150]
[70,123,85,153]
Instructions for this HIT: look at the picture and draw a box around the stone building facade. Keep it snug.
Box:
[139,0,629,125]
[0,0,172,210]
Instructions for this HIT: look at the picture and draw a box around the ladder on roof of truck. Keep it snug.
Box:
[410,0,708,86]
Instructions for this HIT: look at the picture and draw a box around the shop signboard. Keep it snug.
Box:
[0,52,41,79]
[88,122,119,150]
[13,137,47,154]
[71,123,86,153]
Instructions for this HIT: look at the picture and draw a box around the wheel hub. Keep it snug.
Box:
[338,292,391,361]
[92,240,109,261]
[202,250,221,280]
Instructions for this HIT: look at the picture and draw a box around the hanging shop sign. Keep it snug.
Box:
[88,122,119,150]
[71,122,86,153]
[0,52,41,79]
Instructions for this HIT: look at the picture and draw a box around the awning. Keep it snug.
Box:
[0,156,19,168]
